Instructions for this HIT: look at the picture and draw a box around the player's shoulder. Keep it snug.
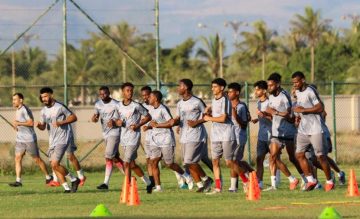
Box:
[192,95,206,106]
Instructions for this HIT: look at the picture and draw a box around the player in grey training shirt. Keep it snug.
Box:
[292,72,334,191]
[116,83,152,193]
[251,81,272,189]
[36,87,80,193]
[172,79,213,193]
[227,82,253,192]
[203,78,247,194]
[8,93,52,187]
[265,73,302,191]
[92,86,124,190]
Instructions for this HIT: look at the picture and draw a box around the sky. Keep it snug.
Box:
[0,0,359,55]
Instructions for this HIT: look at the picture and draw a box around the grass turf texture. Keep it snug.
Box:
[0,166,359,218]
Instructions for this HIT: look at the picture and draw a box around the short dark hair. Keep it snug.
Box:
[291,71,305,79]
[121,82,134,90]
[151,90,163,102]
[179,79,193,91]
[13,93,24,100]
[267,72,282,83]
[211,78,227,87]
[99,86,110,93]
[40,87,53,94]
[254,80,268,90]
[141,86,152,93]
[228,82,242,92]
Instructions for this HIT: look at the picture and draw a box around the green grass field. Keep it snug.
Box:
[1,166,360,218]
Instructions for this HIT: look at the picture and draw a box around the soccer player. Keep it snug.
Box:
[203,78,247,194]
[36,87,80,193]
[116,82,152,193]
[251,81,272,189]
[265,73,301,191]
[227,82,253,192]
[292,71,334,191]
[9,93,52,187]
[147,90,192,192]
[92,86,124,190]
[140,86,155,188]
[172,79,213,193]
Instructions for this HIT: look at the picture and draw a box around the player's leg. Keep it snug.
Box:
[66,140,86,185]
[285,140,304,176]
[150,146,162,192]
[144,142,154,186]
[97,137,117,190]
[9,143,25,187]
[200,139,213,172]
[268,139,281,189]
[210,142,222,193]
[325,137,345,185]
[256,140,269,189]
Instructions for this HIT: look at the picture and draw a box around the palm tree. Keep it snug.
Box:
[196,34,225,78]
[239,20,277,79]
[290,6,331,83]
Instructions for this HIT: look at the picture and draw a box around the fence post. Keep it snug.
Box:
[331,80,337,163]
[63,0,70,168]
[245,82,251,164]
[155,0,161,90]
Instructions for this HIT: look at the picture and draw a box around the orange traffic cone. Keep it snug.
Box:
[347,169,359,197]
[120,175,130,204]
[246,171,260,201]
[127,177,140,206]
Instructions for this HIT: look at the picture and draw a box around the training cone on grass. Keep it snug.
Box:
[89,204,112,217]
[120,175,130,204]
[347,169,359,197]
[246,171,260,201]
[318,207,342,219]
[127,176,140,206]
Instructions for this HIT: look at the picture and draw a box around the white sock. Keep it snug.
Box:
[230,177,237,189]
[76,169,84,180]
[196,181,204,188]
[66,173,77,182]
[141,175,151,186]
[337,172,341,177]
[174,171,182,185]
[271,176,276,187]
[53,171,58,182]
[156,185,162,190]
[45,175,51,180]
[16,177,21,183]
[201,176,209,182]
[306,175,316,183]
[288,175,296,183]
[62,182,70,190]
[326,179,334,184]
[104,175,110,185]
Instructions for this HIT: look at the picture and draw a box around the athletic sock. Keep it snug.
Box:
[45,175,51,180]
[66,173,77,182]
[196,181,204,188]
[230,177,237,190]
[155,185,162,190]
[200,176,209,182]
[326,179,334,184]
[239,173,249,183]
[104,160,113,185]
[76,169,85,180]
[288,175,296,183]
[141,175,151,186]
[271,176,276,187]
[62,182,70,190]
[306,175,316,183]
[149,176,155,185]
[16,177,21,183]
[174,171,183,185]
[52,171,58,182]
[215,179,221,190]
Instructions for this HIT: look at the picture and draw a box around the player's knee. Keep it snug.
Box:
[51,161,60,169]
[225,160,233,168]
[295,152,305,160]
[212,159,219,166]
[15,155,22,162]
[317,155,327,162]
[67,154,75,162]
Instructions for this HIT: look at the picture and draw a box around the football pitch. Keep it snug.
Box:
[0,166,359,218]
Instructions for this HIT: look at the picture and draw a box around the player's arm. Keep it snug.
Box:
[14,119,34,127]
[293,102,323,114]
[203,114,227,123]
[91,113,99,123]
[130,113,152,131]
[56,113,77,127]
[36,122,46,130]
[150,118,174,128]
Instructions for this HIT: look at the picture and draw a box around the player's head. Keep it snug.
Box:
[149,90,162,106]
[291,71,306,90]
[12,93,24,108]
[39,87,54,106]
[140,86,152,104]
[267,72,281,95]
[211,78,227,96]
[254,80,268,98]
[121,82,134,100]
[99,86,111,101]
[178,79,193,95]
[227,82,241,101]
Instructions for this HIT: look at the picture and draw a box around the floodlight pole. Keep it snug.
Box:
[155,0,161,90]
[63,0,68,105]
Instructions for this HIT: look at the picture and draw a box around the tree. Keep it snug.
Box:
[239,20,277,79]
[290,6,331,83]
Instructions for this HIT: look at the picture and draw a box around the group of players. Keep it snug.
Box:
[8,71,346,194]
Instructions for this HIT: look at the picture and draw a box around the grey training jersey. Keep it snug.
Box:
[231,102,248,145]
[257,99,272,142]
[148,104,175,147]
[117,100,149,146]
[295,86,323,135]
[268,89,296,139]
[142,103,153,144]
[176,96,207,144]
[16,105,37,142]
[94,99,120,138]
[40,101,73,148]
[210,95,235,142]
